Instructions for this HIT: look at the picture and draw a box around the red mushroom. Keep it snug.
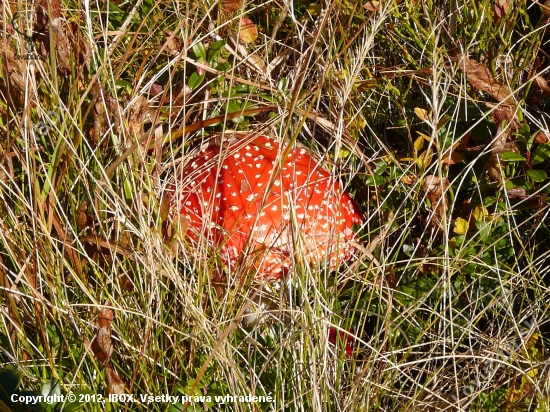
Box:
[170,135,362,280]
[328,327,354,358]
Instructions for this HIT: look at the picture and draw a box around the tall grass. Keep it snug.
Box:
[1,0,549,411]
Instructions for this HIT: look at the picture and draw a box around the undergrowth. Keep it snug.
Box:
[1,0,550,411]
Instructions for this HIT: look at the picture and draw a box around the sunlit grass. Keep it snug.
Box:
[1,0,550,411]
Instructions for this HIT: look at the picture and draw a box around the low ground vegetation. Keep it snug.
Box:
[1,0,550,410]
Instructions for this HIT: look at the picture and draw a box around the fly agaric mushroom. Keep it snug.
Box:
[328,327,354,358]
[171,135,362,280]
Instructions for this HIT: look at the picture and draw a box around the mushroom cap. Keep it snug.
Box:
[172,135,362,280]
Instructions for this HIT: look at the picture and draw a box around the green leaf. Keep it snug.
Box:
[526,169,547,182]
[207,40,225,63]
[278,77,288,92]
[41,380,61,399]
[227,100,245,124]
[215,61,231,72]
[516,122,530,141]
[192,42,206,61]
[0,366,22,404]
[365,174,385,186]
[374,161,388,175]
[531,144,550,165]
[227,100,242,114]
[500,152,526,162]
[115,79,132,91]
[187,71,205,90]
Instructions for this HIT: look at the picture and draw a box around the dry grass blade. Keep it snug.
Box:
[1,0,549,410]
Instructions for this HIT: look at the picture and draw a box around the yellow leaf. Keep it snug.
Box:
[417,131,431,141]
[346,114,367,130]
[414,107,429,122]
[416,148,433,169]
[472,205,488,222]
[453,218,469,235]
[307,3,322,16]
[354,79,378,92]
[401,175,416,185]
[526,367,538,379]
[337,147,351,158]
[413,135,424,152]
[239,18,258,44]
[449,236,458,249]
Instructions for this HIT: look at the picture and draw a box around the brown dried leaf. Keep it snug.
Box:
[246,53,267,73]
[163,30,183,54]
[4,45,27,92]
[159,192,171,225]
[534,76,550,95]
[364,1,380,11]
[506,186,528,199]
[164,214,188,256]
[48,0,71,73]
[76,202,90,231]
[50,0,62,19]
[150,82,164,97]
[91,305,114,364]
[128,96,150,136]
[457,55,515,107]
[424,175,450,224]
[160,85,191,107]
[441,150,463,165]
[239,18,258,44]
[461,131,472,150]
[535,132,549,144]
[495,0,509,18]
[106,364,126,395]
[221,0,241,12]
